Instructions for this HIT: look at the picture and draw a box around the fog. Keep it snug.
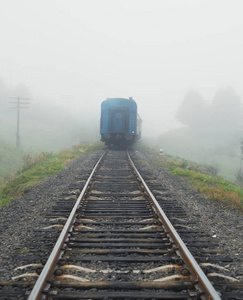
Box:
[1,1,243,179]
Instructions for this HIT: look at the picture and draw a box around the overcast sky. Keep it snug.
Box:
[1,0,243,136]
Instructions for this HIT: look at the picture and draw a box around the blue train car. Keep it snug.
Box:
[100,97,141,148]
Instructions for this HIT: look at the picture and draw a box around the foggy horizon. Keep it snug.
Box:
[0,0,243,139]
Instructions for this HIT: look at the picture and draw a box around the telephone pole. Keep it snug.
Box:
[9,97,30,148]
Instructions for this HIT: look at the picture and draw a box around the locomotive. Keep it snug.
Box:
[100,97,142,149]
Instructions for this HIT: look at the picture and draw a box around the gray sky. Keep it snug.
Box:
[1,0,243,137]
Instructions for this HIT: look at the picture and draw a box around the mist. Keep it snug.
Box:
[0,80,99,151]
[1,0,243,180]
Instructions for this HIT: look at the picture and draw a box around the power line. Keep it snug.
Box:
[8,97,30,148]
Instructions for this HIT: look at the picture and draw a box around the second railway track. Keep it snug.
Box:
[1,150,241,299]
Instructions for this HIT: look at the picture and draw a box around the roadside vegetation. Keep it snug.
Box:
[137,144,243,213]
[0,143,103,208]
[154,88,243,183]
[1,141,242,212]
[0,141,28,177]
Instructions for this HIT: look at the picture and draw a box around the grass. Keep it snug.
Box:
[0,141,27,177]
[0,143,103,207]
[136,145,243,212]
[169,167,243,210]
[1,141,242,212]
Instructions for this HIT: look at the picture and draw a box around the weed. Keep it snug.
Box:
[180,159,188,169]
[136,144,243,212]
[0,143,102,207]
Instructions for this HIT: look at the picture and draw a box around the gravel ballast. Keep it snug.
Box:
[0,149,242,288]
[0,151,102,281]
[132,151,243,283]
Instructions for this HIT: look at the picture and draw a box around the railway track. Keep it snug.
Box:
[0,150,241,299]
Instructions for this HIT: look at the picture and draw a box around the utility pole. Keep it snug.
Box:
[9,97,30,148]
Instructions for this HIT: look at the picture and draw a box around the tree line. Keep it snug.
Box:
[176,87,242,137]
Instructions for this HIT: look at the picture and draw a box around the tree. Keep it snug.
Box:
[176,90,208,127]
[241,138,243,155]
[210,87,242,133]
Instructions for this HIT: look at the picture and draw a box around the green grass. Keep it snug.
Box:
[158,157,243,212]
[136,144,243,212]
[171,166,242,204]
[0,143,103,207]
[0,141,27,177]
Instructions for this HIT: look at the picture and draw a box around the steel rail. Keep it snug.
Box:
[28,151,107,300]
[127,152,221,300]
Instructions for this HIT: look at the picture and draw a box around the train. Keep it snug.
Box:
[100,97,142,149]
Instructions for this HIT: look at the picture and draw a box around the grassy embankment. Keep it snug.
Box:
[1,142,242,212]
[138,145,243,213]
[0,144,103,208]
[0,142,27,177]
